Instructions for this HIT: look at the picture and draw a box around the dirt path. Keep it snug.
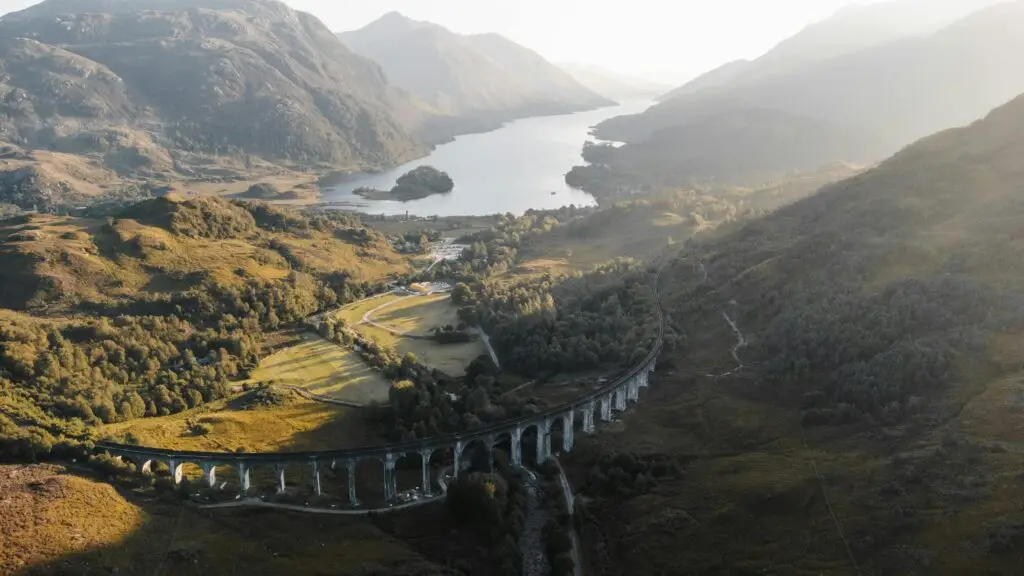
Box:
[360,294,419,336]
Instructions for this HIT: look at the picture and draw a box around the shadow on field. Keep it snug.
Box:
[9,465,448,576]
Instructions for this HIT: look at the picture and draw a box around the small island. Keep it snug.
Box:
[355,165,454,202]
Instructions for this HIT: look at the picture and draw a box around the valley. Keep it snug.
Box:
[4,0,1024,575]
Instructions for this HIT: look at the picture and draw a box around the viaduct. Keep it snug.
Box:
[97,266,668,510]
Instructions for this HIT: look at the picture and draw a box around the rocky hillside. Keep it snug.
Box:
[0,0,428,174]
[339,12,612,133]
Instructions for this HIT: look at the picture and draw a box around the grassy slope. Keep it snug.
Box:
[565,95,1024,574]
[1,464,445,576]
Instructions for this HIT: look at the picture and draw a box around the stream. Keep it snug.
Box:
[520,469,551,576]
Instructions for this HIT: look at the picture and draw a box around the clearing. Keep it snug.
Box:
[339,293,487,376]
[250,332,391,405]
[368,293,455,337]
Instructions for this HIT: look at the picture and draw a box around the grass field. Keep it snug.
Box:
[0,464,443,576]
[371,293,454,336]
[340,293,487,375]
[102,393,378,454]
[250,333,391,405]
[335,292,407,327]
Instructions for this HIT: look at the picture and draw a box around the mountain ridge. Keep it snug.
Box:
[582,0,1024,193]
[338,12,613,131]
[0,0,431,181]
[658,0,1008,102]
[559,62,669,101]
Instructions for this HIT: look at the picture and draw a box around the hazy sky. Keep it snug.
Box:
[0,0,866,83]
[293,0,865,83]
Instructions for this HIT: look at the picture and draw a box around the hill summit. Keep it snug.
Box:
[338,12,613,135]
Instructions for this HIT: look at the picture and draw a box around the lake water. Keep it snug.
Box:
[323,101,652,217]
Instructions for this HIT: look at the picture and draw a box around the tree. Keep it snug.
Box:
[452,282,473,306]
[127,392,146,418]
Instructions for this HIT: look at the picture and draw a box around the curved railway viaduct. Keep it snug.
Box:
[97,264,669,510]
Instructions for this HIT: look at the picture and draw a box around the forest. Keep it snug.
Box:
[429,205,595,278]
[455,260,661,376]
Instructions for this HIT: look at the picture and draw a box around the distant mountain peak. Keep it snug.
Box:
[559,62,670,101]
[375,10,418,26]
[338,16,611,121]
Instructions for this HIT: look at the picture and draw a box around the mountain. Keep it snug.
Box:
[558,62,669,101]
[0,0,428,178]
[568,108,878,194]
[664,89,1024,391]
[743,0,1006,80]
[658,0,1007,102]
[338,12,613,133]
[656,59,751,102]
[573,91,1024,575]
[582,1,1024,191]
